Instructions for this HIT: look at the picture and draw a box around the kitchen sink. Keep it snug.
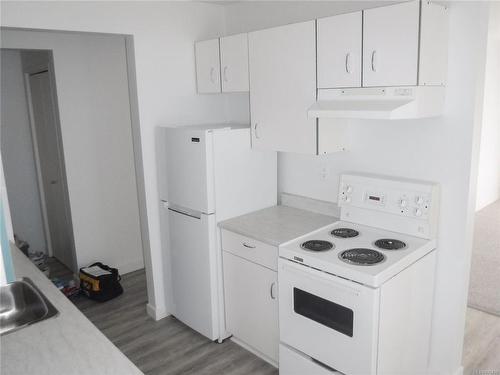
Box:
[0,277,59,336]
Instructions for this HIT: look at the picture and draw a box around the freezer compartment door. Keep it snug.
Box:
[168,208,218,340]
[165,128,215,213]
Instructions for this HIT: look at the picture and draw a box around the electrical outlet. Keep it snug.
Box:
[320,166,329,181]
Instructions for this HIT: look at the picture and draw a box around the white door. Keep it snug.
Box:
[220,33,249,92]
[249,21,317,154]
[223,251,278,362]
[28,71,75,270]
[317,12,362,89]
[169,209,218,340]
[164,128,215,214]
[362,0,420,87]
[195,39,221,94]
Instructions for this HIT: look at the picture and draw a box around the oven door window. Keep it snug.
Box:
[293,288,354,337]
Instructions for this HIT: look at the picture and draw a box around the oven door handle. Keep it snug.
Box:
[280,259,367,297]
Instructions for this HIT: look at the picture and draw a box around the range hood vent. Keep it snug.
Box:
[308,86,445,120]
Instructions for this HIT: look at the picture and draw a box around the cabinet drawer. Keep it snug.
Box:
[221,229,278,271]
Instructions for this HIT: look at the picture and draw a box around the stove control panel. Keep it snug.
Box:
[339,173,440,239]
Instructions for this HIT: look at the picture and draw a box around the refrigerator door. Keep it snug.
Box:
[165,128,215,214]
[168,207,219,340]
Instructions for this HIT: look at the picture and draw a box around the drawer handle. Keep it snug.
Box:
[242,242,256,249]
[270,282,277,300]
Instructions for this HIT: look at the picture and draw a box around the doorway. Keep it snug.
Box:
[462,3,500,373]
[0,49,76,271]
[26,67,75,270]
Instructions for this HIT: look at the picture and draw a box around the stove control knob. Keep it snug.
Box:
[346,185,353,194]
[415,196,424,206]
[399,198,408,208]
[414,208,423,217]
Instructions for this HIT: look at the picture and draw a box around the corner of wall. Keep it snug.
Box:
[146,302,169,321]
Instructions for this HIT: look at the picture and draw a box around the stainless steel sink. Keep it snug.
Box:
[0,277,59,336]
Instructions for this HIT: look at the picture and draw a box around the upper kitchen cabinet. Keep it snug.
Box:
[195,39,221,93]
[418,0,449,86]
[220,33,249,92]
[317,11,362,89]
[249,21,317,154]
[195,34,249,94]
[311,1,448,120]
[362,1,420,87]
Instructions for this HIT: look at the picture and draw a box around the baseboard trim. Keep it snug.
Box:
[118,258,145,275]
[146,303,169,321]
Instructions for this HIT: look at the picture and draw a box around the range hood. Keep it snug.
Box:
[308,86,446,120]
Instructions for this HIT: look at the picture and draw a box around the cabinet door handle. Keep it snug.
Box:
[345,52,351,74]
[371,50,377,72]
[270,282,277,300]
[254,123,260,139]
[210,67,215,83]
[223,66,228,82]
[242,242,256,249]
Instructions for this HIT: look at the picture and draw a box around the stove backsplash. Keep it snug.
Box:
[280,192,340,218]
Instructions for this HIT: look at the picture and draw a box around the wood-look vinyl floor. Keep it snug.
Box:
[68,267,277,375]
[46,257,500,374]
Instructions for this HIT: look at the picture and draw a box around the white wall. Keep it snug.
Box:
[223,2,490,374]
[1,30,144,275]
[224,1,393,33]
[0,1,229,319]
[476,2,500,211]
[0,50,47,253]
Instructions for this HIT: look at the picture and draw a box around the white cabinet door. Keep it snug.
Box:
[317,12,362,88]
[195,39,221,93]
[220,33,249,92]
[249,21,317,154]
[362,0,420,87]
[223,251,278,362]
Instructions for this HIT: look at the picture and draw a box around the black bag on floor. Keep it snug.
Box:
[79,262,123,302]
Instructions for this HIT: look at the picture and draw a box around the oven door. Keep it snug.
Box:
[278,258,380,375]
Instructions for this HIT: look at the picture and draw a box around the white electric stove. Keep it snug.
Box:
[280,220,436,288]
[278,173,440,375]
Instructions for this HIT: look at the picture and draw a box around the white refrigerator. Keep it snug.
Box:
[159,124,277,341]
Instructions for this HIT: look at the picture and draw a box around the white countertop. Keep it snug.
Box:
[219,205,337,246]
[1,245,143,375]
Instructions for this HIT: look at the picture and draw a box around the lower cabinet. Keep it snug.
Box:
[223,251,279,363]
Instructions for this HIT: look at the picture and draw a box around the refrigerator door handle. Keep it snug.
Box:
[168,207,202,220]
